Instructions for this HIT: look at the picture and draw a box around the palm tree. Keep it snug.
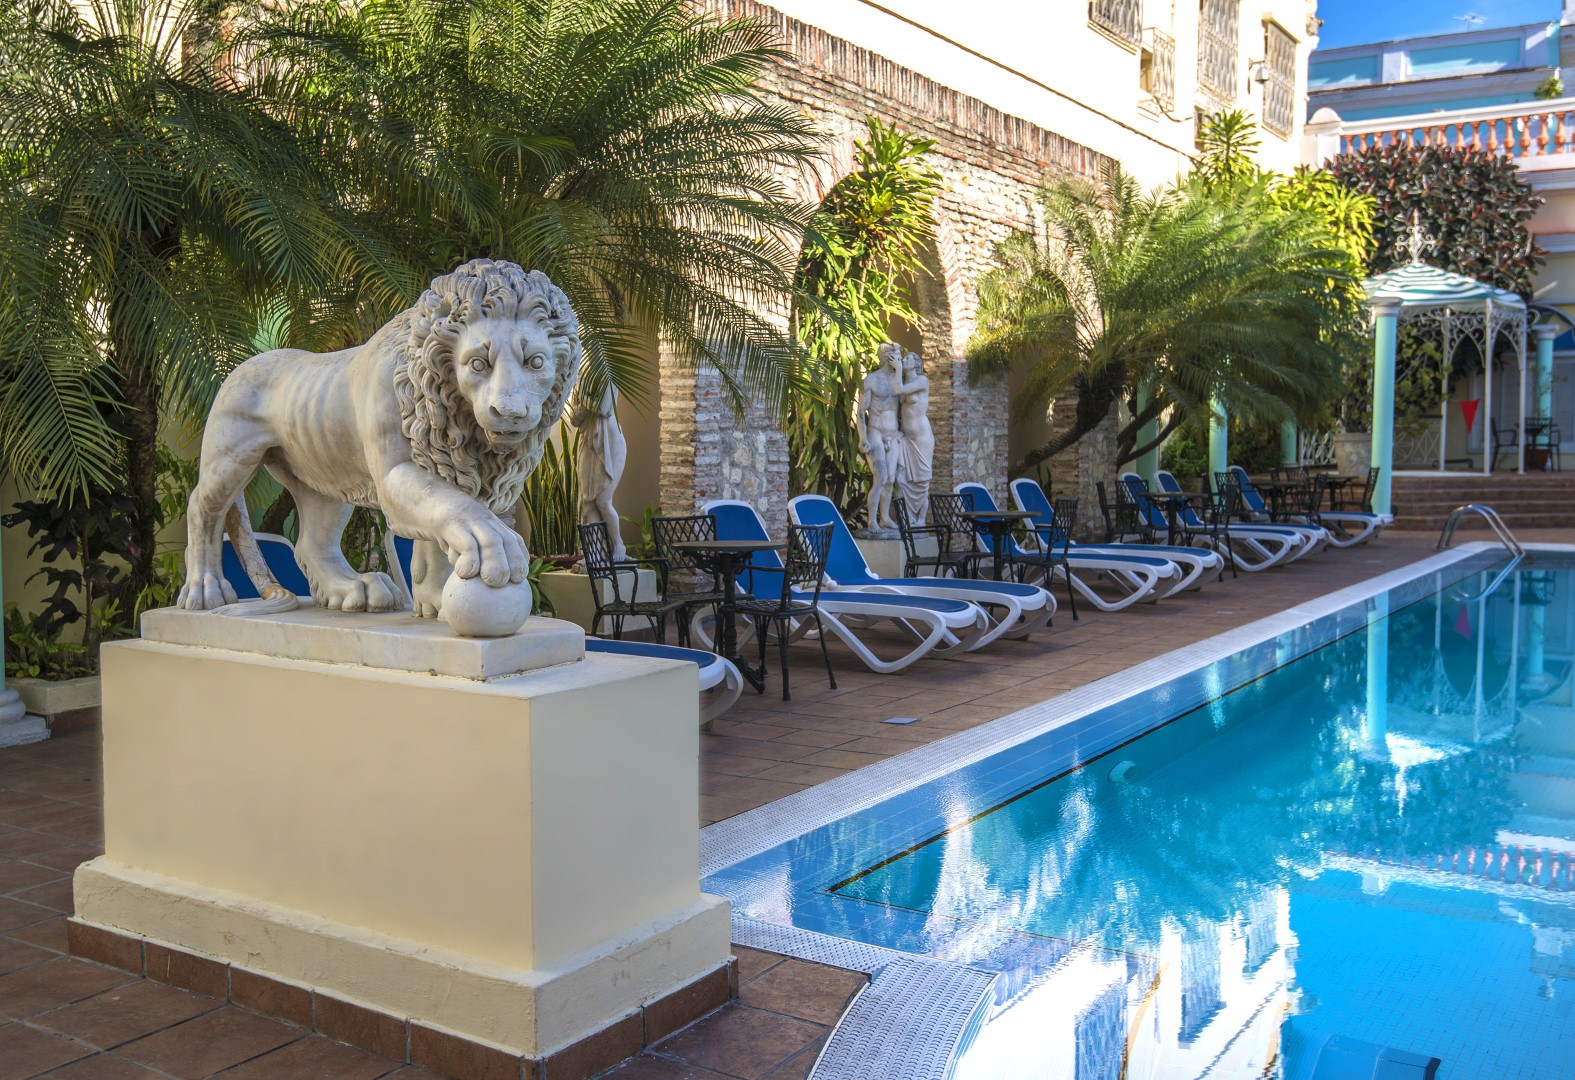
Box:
[0,0,410,598]
[257,0,825,411]
[967,165,1362,477]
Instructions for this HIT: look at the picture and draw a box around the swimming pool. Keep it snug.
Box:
[703,546,1575,1079]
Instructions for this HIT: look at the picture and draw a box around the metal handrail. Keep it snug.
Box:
[1437,504,1524,557]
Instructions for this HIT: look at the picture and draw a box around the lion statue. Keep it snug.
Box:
[177,259,581,622]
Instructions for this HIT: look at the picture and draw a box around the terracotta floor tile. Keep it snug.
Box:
[0,935,53,977]
[0,895,59,934]
[0,1021,92,1078]
[213,1033,401,1078]
[25,844,104,874]
[0,858,63,894]
[117,1007,302,1078]
[657,1006,823,1080]
[8,914,71,952]
[791,749,887,771]
[735,961,867,1026]
[36,979,222,1049]
[748,762,848,787]
[11,876,75,914]
[731,947,785,985]
[0,958,134,1019]
[758,1037,824,1080]
[705,777,807,803]
[26,1056,167,1079]
[600,1055,734,1079]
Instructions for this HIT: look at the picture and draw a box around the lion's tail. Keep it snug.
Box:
[214,495,301,618]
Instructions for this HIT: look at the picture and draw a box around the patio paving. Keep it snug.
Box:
[0,528,1563,1078]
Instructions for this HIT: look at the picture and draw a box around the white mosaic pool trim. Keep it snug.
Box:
[700,541,1533,1080]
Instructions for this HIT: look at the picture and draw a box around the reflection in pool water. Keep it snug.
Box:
[709,557,1575,1078]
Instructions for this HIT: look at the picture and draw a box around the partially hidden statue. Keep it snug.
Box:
[177,259,581,637]
[894,349,934,524]
[569,381,627,562]
[855,341,933,535]
[855,342,904,535]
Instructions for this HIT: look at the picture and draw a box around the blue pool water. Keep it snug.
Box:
[706,552,1575,1078]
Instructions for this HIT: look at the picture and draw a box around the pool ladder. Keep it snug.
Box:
[1436,504,1524,557]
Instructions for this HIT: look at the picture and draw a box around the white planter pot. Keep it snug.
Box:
[13,674,101,718]
[537,568,659,635]
[1334,433,1371,477]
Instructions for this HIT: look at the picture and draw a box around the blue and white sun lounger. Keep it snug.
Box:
[1131,472,1303,571]
[787,494,1055,649]
[954,483,1177,612]
[585,638,742,727]
[706,499,990,671]
[1007,477,1223,594]
[1228,465,1383,549]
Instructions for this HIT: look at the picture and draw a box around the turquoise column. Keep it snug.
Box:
[1135,382,1159,486]
[1208,397,1228,482]
[1534,322,1556,420]
[1369,299,1401,517]
[1279,420,1298,466]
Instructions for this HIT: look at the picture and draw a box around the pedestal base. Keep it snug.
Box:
[75,610,729,1061]
[854,536,936,579]
[0,688,47,747]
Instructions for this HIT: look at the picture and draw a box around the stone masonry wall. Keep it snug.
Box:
[659,0,1111,516]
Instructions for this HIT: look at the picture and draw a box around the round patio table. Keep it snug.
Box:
[1154,492,1211,545]
[958,509,1036,581]
[670,539,786,694]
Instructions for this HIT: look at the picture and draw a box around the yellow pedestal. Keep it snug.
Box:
[73,611,728,1058]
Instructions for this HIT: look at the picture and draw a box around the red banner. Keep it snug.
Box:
[1460,398,1480,434]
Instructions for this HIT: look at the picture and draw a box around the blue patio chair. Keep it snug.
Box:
[1137,472,1305,571]
[953,483,1177,612]
[1231,465,1382,548]
[705,499,990,672]
[1009,477,1225,591]
[788,493,1055,645]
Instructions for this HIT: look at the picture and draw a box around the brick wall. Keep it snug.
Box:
[658,0,1112,516]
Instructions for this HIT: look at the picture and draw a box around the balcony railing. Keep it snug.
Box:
[1198,0,1240,102]
[1089,0,1142,49]
[1320,100,1575,162]
[1142,27,1177,113]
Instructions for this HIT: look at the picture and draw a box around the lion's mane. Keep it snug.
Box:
[393,260,582,514]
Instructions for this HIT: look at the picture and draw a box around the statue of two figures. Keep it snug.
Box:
[855,342,933,537]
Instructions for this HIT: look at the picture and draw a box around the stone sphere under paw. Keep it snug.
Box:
[441,574,533,637]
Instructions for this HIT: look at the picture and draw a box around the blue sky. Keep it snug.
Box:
[1314,0,1555,49]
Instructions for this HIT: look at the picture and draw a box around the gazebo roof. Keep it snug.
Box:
[1363,260,1525,311]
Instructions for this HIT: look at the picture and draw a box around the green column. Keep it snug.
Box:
[1208,397,1228,482]
[1279,419,1298,466]
[1135,382,1159,486]
[1369,298,1401,517]
[1534,322,1556,420]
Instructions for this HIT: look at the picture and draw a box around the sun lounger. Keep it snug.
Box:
[1128,472,1303,571]
[787,493,1055,648]
[584,638,742,728]
[705,499,991,671]
[953,483,1177,612]
[1007,477,1223,594]
[1229,465,1382,548]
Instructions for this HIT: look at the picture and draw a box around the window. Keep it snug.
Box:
[1262,21,1296,137]
[1198,0,1239,102]
[1141,27,1176,113]
[1090,0,1142,49]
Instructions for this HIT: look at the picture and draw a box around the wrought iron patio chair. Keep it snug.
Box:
[1095,480,1154,544]
[578,521,686,644]
[1491,419,1520,472]
[650,514,727,647]
[733,522,837,701]
[893,497,967,578]
[926,493,985,578]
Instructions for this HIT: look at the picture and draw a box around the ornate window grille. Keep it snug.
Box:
[1263,21,1296,137]
[1141,28,1177,113]
[1089,0,1142,48]
[1197,0,1239,102]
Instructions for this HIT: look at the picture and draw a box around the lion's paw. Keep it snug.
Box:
[312,573,401,613]
[178,572,238,611]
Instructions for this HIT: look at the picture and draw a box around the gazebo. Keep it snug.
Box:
[1364,254,1535,516]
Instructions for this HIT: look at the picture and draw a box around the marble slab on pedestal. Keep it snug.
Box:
[141,606,584,681]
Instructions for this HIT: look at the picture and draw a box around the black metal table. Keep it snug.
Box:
[1154,492,1211,545]
[670,539,786,693]
[958,509,1036,581]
